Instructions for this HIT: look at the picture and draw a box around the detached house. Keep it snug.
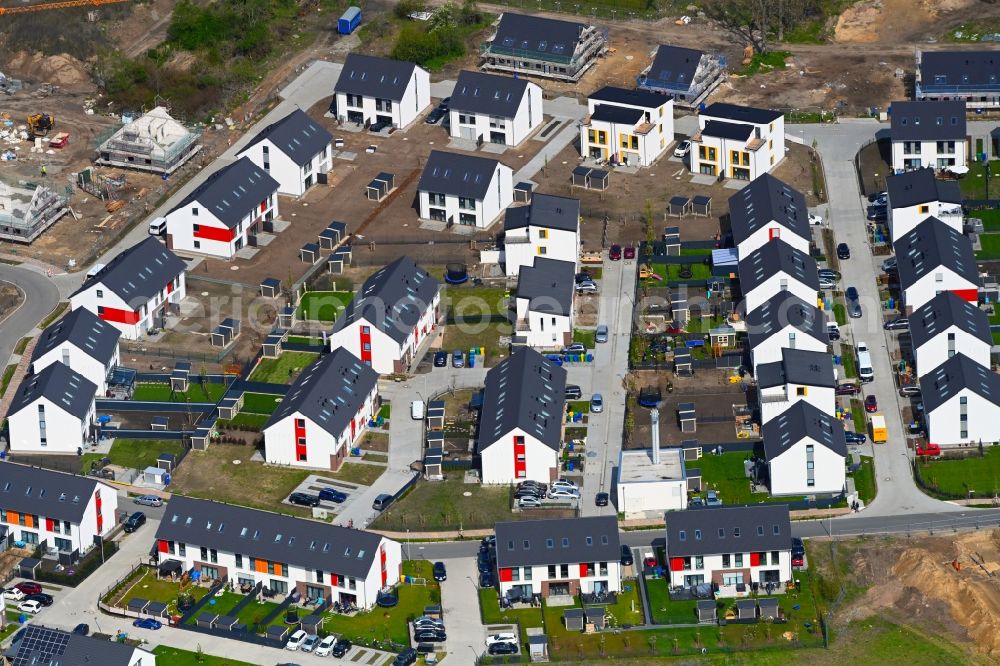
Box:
[327,257,441,374]
[236,108,332,197]
[580,86,674,167]
[332,54,430,129]
[513,257,576,349]
[449,70,543,147]
[502,193,580,278]
[477,348,566,484]
[746,292,828,371]
[164,157,280,259]
[894,216,979,313]
[889,100,967,173]
[909,292,992,377]
[738,239,819,315]
[762,401,846,496]
[263,349,379,471]
[31,308,120,395]
[69,237,186,340]
[664,505,792,595]
[921,353,1000,446]
[916,49,1000,109]
[7,362,96,453]
[689,103,785,181]
[636,44,727,108]
[155,495,402,609]
[756,348,836,425]
[729,174,811,259]
[494,516,621,599]
[0,464,118,556]
[417,150,513,228]
[886,167,963,242]
[480,12,607,83]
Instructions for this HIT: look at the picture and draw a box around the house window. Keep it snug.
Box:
[734,553,743,567]
[919,205,929,214]
[771,551,780,565]
[178,543,186,557]
[201,566,219,580]
[722,554,730,567]
[796,386,807,396]
[511,568,520,581]
[694,556,703,569]
[235,554,243,568]
[560,564,569,578]
[523,567,532,581]
[599,562,607,576]
[96,289,103,298]
[547,565,556,578]
[200,546,207,561]
[191,207,199,216]
[538,229,548,239]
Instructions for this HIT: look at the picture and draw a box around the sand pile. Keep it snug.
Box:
[5,52,89,87]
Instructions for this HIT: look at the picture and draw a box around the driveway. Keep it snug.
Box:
[437,555,488,664]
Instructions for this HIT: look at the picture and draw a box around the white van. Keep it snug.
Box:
[148,217,167,236]
[856,341,874,383]
[85,263,105,280]
[411,400,425,420]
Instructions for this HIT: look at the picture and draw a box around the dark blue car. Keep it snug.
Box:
[319,487,348,503]
[433,351,448,367]
[845,431,867,444]
[133,618,162,630]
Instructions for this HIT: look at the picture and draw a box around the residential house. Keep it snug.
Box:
[689,103,785,180]
[738,239,819,315]
[327,256,441,374]
[448,70,543,147]
[0,464,118,556]
[915,49,1000,109]
[417,150,513,228]
[155,495,402,609]
[746,292,828,371]
[761,401,846,496]
[756,348,836,425]
[502,193,580,278]
[921,353,1000,446]
[494,516,621,598]
[580,86,674,167]
[4,625,154,666]
[236,108,333,197]
[729,174,811,259]
[69,237,186,340]
[894,216,979,313]
[886,167,963,242]
[263,349,379,471]
[889,100,967,173]
[909,292,992,377]
[513,257,575,348]
[480,12,607,83]
[636,44,727,108]
[477,348,566,484]
[332,54,430,129]
[95,105,200,176]
[30,308,121,395]
[8,362,96,453]
[664,505,792,594]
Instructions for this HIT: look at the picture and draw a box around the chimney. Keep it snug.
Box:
[650,408,661,465]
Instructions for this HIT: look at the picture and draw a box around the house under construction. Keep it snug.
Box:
[96,107,202,175]
[636,45,727,109]
[480,12,607,83]
[0,181,69,243]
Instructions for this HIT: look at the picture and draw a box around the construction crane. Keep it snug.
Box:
[0,0,130,16]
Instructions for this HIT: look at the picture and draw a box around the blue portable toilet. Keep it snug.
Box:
[338,6,362,34]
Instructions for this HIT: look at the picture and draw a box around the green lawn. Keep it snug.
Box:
[737,50,790,76]
[841,351,857,379]
[286,335,324,345]
[989,309,1000,326]
[688,451,804,505]
[13,337,31,355]
[80,438,186,474]
[152,646,257,666]
[568,400,590,414]
[666,262,712,281]
[132,382,229,403]
[971,207,1000,232]
[573,329,597,349]
[917,446,1000,497]
[478,587,544,647]
[248,351,318,383]
[958,159,1000,199]
[852,456,877,504]
[441,320,512,365]
[0,364,17,397]
[330,462,384,486]
[645,578,699,624]
[850,399,867,435]
[116,568,210,614]
[241,392,283,414]
[296,291,354,322]
[217,413,269,430]
[187,591,244,623]
[833,303,847,326]
[684,314,727,334]
[679,248,712,256]
[234,599,281,630]
[443,286,510,318]
[976,233,1000,260]
[993,331,1000,346]
[374,475,520,530]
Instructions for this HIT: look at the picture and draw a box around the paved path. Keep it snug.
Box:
[437,555,489,664]
[0,264,59,367]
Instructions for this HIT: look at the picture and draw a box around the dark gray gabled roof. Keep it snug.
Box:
[894,216,979,290]
[0,464,105,524]
[886,167,962,209]
[919,50,1000,90]
[477,347,566,452]
[920,352,1000,413]
[643,44,705,90]
[264,348,378,437]
[702,102,782,124]
[909,291,992,350]
[156,495,387,578]
[495,516,619,568]
[889,100,966,141]
[729,174,811,247]
[5,624,147,666]
[489,12,590,60]
[9,361,96,420]
[756,348,836,389]
[418,150,505,200]
[168,157,279,229]
[517,257,575,317]
[504,193,580,233]
[746,291,826,351]
[589,86,668,109]
[591,104,644,125]
[72,236,185,305]
[238,108,332,166]
[761,401,847,462]
[700,119,753,141]
[334,53,419,101]
[665,505,791,558]
[450,70,530,118]
[32,307,120,368]
[330,256,440,345]
[738,239,819,294]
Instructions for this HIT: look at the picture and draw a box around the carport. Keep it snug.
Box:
[674,353,693,377]
[692,194,712,217]
[127,598,149,614]
[277,305,296,328]
[328,247,352,274]
[266,625,289,641]
[668,195,692,217]
[146,601,168,618]
[150,416,169,431]
[426,400,445,430]
[423,447,443,480]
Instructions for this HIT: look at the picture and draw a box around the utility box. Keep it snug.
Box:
[338,6,362,34]
[869,413,887,443]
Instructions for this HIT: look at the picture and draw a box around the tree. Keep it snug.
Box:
[702,0,772,54]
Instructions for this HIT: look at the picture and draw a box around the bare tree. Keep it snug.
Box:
[702,0,772,54]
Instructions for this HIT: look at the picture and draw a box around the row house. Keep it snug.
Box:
[746,291,828,372]
[513,257,576,348]
[332,54,430,129]
[729,173,811,260]
[921,353,1000,446]
[417,150,513,228]
[7,362,97,454]
[738,239,819,316]
[761,401,847,496]
[916,49,1000,109]
[236,108,332,197]
[895,216,979,314]
[689,103,785,181]
[30,308,120,395]
[886,167,963,242]
[756,348,836,425]
[155,495,402,610]
[580,86,674,167]
[889,100,967,173]
[909,291,992,377]
[502,193,580,278]
[449,70,543,147]
[480,12,607,83]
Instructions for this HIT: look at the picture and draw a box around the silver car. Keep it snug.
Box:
[595,325,609,343]
[133,495,162,507]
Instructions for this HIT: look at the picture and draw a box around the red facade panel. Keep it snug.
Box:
[750,552,761,567]
[669,557,685,572]
[158,539,170,553]
[952,288,978,303]
[45,518,54,532]
[579,563,589,577]
[294,418,307,461]
[499,567,513,582]
[99,306,141,325]
[193,225,235,242]
[359,326,372,364]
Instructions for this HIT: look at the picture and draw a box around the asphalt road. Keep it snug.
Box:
[0,264,60,363]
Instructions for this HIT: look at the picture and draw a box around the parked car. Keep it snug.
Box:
[286,629,308,651]
[479,570,494,588]
[372,494,394,511]
[425,106,447,124]
[132,618,162,630]
[881,257,897,272]
[688,496,704,508]
[916,442,942,457]
[514,487,545,501]
[489,642,519,655]
[564,384,582,400]
[576,281,599,293]
[331,638,352,657]
[791,537,805,567]
[884,317,909,331]
[595,492,609,507]
[865,395,878,412]
[433,351,448,367]
[301,634,320,653]
[548,487,580,500]
[673,139,691,157]
[845,431,867,444]
[452,349,465,368]
[819,277,837,291]
[487,633,518,647]
[624,245,636,260]
[369,118,392,133]
[808,213,823,225]
[609,244,622,260]
[133,495,162,507]
[72,624,89,636]
[595,325,609,343]
[868,191,887,204]
[393,648,419,666]
[836,383,860,396]
[14,583,41,597]
[817,268,841,281]
[620,545,634,566]
[433,562,447,582]
[551,479,577,491]
[900,385,921,397]
[706,490,722,507]
[827,322,841,341]
[413,616,445,631]
[561,343,586,355]
[846,286,862,318]
[413,629,447,643]
[517,496,542,509]
[288,492,320,507]
[17,600,42,614]
[590,393,604,413]
[318,487,348,503]
[26,593,53,607]
[837,243,851,260]
[315,635,337,657]
[123,511,146,533]
[575,271,593,284]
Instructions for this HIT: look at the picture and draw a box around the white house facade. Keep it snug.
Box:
[30,308,121,395]
[580,86,674,167]
[502,193,580,278]
[738,239,819,316]
[417,150,513,228]
[236,108,333,197]
[449,70,542,146]
[747,292,828,372]
[922,354,1000,446]
[729,174,811,260]
[7,362,96,454]
[762,401,846,496]
[689,103,785,180]
[886,167,963,242]
[895,216,980,314]
[909,292,992,377]
[756,348,836,425]
[889,100,967,173]
[332,54,430,129]
[514,257,575,348]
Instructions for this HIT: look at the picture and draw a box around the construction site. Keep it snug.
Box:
[95,106,202,175]
[0,180,70,243]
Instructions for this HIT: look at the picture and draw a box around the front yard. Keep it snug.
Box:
[132,381,229,403]
[296,291,354,322]
[958,159,1000,199]
[109,567,211,615]
[645,578,699,624]
[241,392,283,414]
[976,232,1000,260]
[688,450,805,505]
[248,351,319,384]
[916,446,1000,498]
[80,438,186,474]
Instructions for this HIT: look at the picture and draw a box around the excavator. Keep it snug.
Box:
[26,113,54,139]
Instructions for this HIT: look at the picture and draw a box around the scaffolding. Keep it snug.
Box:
[0,181,69,243]
[480,24,608,82]
[95,107,202,175]
[637,48,727,108]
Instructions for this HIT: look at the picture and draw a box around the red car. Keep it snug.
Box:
[916,443,942,457]
[835,383,859,396]
[864,395,878,412]
[624,245,636,260]
[609,244,622,260]
[14,582,42,596]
